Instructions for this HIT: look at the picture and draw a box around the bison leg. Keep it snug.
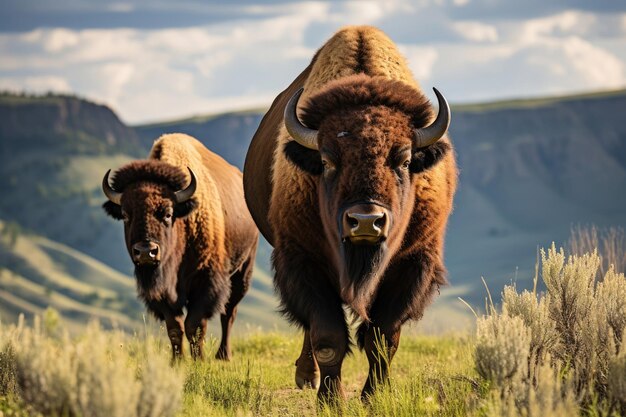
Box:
[164,314,185,360]
[274,247,349,402]
[184,311,208,360]
[309,307,350,403]
[358,320,401,399]
[216,250,255,361]
[295,329,320,389]
[357,254,444,399]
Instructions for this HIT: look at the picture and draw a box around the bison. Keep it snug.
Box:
[102,133,258,360]
[243,26,457,400]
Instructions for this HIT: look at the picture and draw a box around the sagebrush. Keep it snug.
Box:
[0,312,183,417]
[476,244,626,415]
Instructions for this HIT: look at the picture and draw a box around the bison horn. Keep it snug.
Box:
[284,88,319,150]
[413,87,450,148]
[102,169,122,205]
[174,167,197,203]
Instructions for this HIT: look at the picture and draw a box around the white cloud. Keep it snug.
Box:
[43,29,80,52]
[0,75,72,92]
[398,45,439,81]
[516,10,596,44]
[453,21,498,42]
[561,36,624,86]
[1,3,625,123]
[107,2,134,13]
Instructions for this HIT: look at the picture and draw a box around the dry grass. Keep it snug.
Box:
[569,225,626,276]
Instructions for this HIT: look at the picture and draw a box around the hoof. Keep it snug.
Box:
[295,357,320,389]
[215,348,231,361]
[296,371,321,389]
[316,377,345,404]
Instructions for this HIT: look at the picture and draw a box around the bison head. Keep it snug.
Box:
[102,161,198,295]
[283,75,450,317]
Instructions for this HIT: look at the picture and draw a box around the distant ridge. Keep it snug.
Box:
[1,86,625,332]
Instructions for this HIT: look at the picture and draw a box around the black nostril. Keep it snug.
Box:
[374,215,386,229]
[347,215,358,228]
[133,248,141,257]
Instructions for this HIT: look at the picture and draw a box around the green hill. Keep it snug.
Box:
[1,88,625,332]
[0,93,281,332]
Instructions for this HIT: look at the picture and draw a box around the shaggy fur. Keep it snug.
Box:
[103,133,258,361]
[300,74,432,131]
[110,160,189,193]
[243,25,457,400]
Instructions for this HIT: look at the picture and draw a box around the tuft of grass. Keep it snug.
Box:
[569,225,626,276]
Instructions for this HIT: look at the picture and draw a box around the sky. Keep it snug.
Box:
[1,0,626,124]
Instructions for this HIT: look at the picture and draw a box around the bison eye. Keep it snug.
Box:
[162,208,174,224]
[402,160,411,170]
[322,158,335,171]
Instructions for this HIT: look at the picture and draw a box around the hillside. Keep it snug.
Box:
[0,89,625,331]
[0,93,280,331]
[136,88,626,324]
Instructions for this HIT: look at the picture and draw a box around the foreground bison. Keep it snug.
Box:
[244,26,457,400]
[103,133,258,360]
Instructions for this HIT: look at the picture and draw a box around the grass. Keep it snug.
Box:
[1,315,484,417]
[2,241,624,416]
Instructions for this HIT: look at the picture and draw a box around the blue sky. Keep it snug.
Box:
[1,0,625,123]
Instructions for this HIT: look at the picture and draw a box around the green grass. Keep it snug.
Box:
[1,321,483,417]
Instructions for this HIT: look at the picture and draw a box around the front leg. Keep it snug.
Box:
[295,330,320,389]
[274,245,349,403]
[358,252,445,399]
[309,308,350,403]
[163,312,185,361]
[184,308,208,360]
[358,318,401,399]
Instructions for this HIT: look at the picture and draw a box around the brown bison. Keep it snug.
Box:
[102,133,258,360]
[244,26,457,400]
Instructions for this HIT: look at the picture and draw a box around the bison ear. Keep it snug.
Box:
[102,201,124,220]
[174,198,198,218]
[409,141,450,174]
[283,141,323,175]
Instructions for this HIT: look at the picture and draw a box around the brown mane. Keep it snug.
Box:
[301,74,433,130]
[110,160,188,192]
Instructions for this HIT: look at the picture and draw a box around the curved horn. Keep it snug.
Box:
[102,169,122,205]
[413,87,451,148]
[284,88,319,150]
[174,167,197,203]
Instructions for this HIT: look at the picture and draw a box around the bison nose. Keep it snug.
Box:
[342,204,389,244]
[132,241,161,265]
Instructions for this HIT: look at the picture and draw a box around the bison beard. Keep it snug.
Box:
[134,263,172,302]
[340,241,390,320]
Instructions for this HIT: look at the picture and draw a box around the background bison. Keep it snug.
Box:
[103,133,258,360]
[244,26,457,400]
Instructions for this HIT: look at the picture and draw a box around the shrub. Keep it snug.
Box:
[0,315,183,417]
[475,244,626,414]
